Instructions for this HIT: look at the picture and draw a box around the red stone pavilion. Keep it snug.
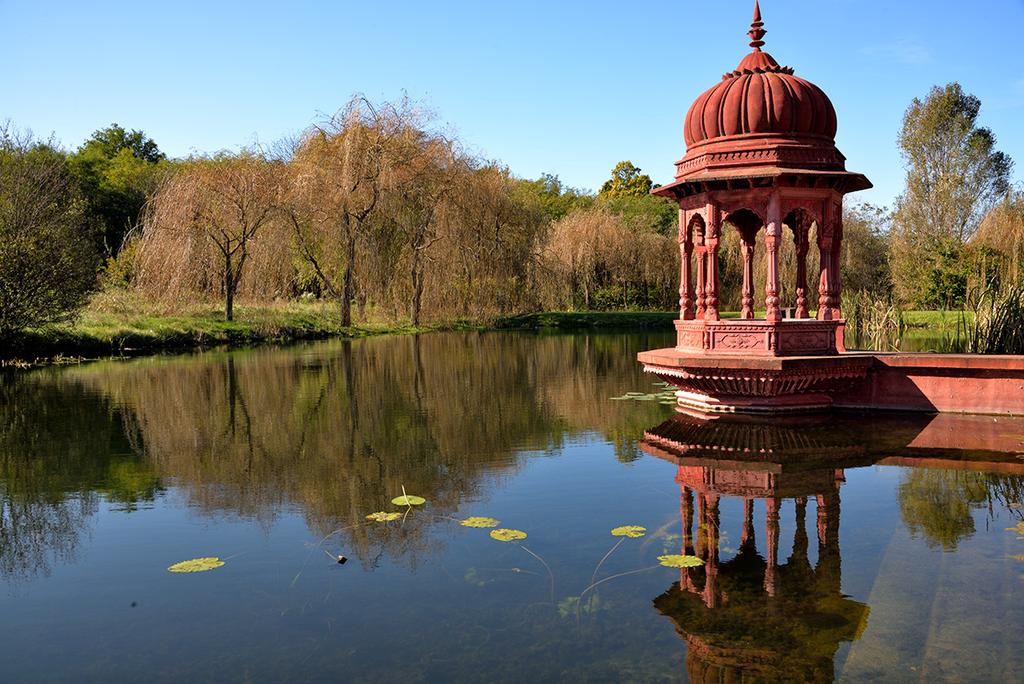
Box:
[638,2,1024,415]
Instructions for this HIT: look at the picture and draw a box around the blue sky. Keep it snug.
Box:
[3,0,1023,207]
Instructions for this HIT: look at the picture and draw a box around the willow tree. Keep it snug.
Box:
[380,134,466,325]
[289,96,421,326]
[137,153,284,320]
[446,164,547,316]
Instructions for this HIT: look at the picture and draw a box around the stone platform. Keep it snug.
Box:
[675,318,844,356]
[638,347,1024,415]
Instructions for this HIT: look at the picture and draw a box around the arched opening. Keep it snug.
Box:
[782,208,820,319]
[724,209,764,320]
[684,214,707,320]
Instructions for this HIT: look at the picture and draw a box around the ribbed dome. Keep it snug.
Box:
[663,1,858,186]
[682,55,837,147]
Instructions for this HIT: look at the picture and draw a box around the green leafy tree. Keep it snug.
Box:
[891,83,1013,306]
[513,173,593,223]
[70,124,168,256]
[841,203,891,295]
[599,161,654,198]
[600,194,676,237]
[0,127,98,338]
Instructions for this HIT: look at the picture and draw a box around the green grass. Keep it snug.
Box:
[3,294,681,364]
[2,292,480,364]
[902,310,974,330]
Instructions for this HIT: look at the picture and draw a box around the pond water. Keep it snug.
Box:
[1,331,1022,682]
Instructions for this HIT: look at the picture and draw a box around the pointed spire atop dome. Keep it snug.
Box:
[748,0,767,50]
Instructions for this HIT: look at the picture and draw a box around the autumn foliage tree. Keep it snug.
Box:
[289,96,421,326]
[136,153,284,320]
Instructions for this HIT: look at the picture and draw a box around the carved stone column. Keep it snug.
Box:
[817,226,834,321]
[764,192,783,323]
[704,205,721,321]
[740,231,756,319]
[817,200,843,320]
[680,212,695,320]
[695,239,707,320]
[794,220,810,318]
[832,202,844,319]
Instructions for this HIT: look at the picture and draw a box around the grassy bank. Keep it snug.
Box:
[2,294,470,364]
[2,289,984,366]
[1,291,682,365]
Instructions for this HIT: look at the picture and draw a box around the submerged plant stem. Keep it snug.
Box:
[291,523,362,587]
[576,565,659,625]
[517,543,554,603]
[590,537,624,586]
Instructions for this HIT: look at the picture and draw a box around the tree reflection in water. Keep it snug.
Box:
[0,332,670,576]
[0,370,160,581]
[1,335,1023,679]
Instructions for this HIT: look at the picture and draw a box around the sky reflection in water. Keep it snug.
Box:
[0,331,1022,682]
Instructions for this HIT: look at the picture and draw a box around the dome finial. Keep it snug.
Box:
[748,0,767,50]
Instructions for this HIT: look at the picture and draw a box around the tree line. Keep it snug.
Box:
[1,83,1022,338]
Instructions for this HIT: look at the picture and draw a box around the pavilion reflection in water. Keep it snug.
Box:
[642,410,1024,682]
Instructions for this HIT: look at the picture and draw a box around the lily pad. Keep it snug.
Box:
[657,554,705,568]
[490,528,527,542]
[366,511,402,522]
[391,494,426,506]
[461,516,500,528]
[611,525,647,538]
[168,557,225,573]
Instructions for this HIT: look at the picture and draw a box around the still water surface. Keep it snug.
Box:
[1,331,1022,682]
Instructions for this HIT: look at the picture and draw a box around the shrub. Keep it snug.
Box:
[0,128,98,338]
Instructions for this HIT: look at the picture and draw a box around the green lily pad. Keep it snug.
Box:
[391,494,426,506]
[168,557,225,573]
[658,554,705,568]
[366,511,402,522]
[611,525,647,538]
[461,516,500,528]
[490,528,527,542]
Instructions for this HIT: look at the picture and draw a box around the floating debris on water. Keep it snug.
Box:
[167,557,225,573]
[366,511,402,522]
[461,516,501,528]
[490,529,527,542]
[657,554,705,568]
